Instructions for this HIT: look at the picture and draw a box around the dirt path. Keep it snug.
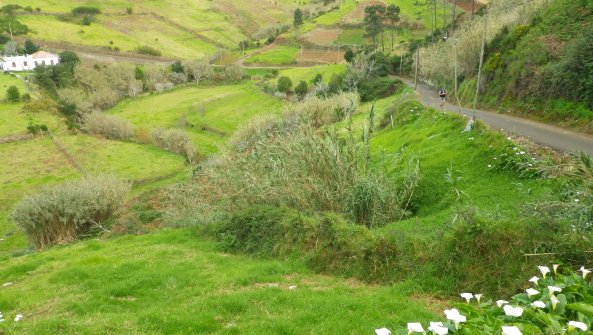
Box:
[398,76,593,155]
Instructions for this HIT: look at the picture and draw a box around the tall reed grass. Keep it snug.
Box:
[12,175,130,249]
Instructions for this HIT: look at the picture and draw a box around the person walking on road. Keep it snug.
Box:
[438,88,447,108]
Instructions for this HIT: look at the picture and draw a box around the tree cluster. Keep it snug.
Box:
[364,4,400,51]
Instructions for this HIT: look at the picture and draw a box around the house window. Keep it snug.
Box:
[35,61,38,66]
[12,62,16,68]
[24,61,28,67]
[50,60,54,65]
[42,60,46,65]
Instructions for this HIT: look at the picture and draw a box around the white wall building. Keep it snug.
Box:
[1,51,60,72]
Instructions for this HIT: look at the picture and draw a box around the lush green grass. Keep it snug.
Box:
[0,73,27,95]
[0,229,438,334]
[312,0,358,27]
[18,15,217,59]
[336,28,367,45]
[108,83,283,154]
[276,64,346,84]
[0,138,80,258]
[0,131,187,258]
[243,44,299,65]
[0,105,61,137]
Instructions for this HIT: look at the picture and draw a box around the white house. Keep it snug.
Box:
[1,51,60,72]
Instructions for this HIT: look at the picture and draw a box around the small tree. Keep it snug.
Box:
[364,5,386,50]
[386,4,401,51]
[312,73,323,84]
[3,40,19,56]
[277,76,293,93]
[293,8,304,28]
[182,58,211,85]
[24,39,39,54]
[6,86,20,102]
[295,80,308,97]
[344,49,355,63]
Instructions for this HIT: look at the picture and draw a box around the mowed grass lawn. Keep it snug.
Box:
[0,229,438,334]
[109,83,283,154]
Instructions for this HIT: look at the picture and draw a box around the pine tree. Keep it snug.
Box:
[293,8,303,28]
[386,4,401,51]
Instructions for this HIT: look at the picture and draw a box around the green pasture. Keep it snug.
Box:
[243,44,299,66]
[108,83,283,154]
[277,64,347,84]
[0,229,437,334]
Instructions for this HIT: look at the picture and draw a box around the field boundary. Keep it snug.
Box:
[49,133,85,173]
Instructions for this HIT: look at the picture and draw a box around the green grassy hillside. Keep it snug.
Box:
[108,83,283,154]
[3,0,308,58]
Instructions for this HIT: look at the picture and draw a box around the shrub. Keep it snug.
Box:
[294,80,308,97]
[71,6,101,15]
[150,128,197,163]
[12,175,130,249]
[357,77,399,102]
[6,85,20,102]
[277,76,292,93]
[135,45,162,57]
[84,112,134,140]
[21,92,31,102]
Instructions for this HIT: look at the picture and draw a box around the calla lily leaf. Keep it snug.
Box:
[567,303,593,317]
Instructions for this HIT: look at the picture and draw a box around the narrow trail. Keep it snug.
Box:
[398,77,593,156]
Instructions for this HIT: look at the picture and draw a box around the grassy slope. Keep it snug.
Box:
[108,83,283,154]
[458,0,593,130]
[0,229,438,334]
[8,0,304,58]
[243,44,300,66]
[343,88,552,234]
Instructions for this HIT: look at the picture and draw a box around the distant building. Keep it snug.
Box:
[1,51,60,72]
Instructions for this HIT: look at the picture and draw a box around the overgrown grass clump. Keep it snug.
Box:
[169,92,419,228]
[84,112,134,140]
[12,175,130,249]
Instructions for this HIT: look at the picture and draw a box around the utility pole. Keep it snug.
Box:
[474,12,487,110]
[443,0,447,31]
[9,23,13,39]
[452,0,457,31]
[414,46,420,90]
[433,0,438,35]
[400,51,403,75]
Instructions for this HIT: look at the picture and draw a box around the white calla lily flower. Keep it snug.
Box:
[502,326,523,335]
[444,308,461,321]
[568,321,588,331]
[474,294,483,303]
[547,286,562,295]
[531,301,546,308]
[529,276,539,284]
[580,266,591,279]
[553,264,559,275]
[14,314,22,322]
[503,305,524,317]
[460,293,473,303]
[496,300,510,307]
[375,327,391,335]
[538,266,551,278]
[550,295,560,310]
[407,322,424,334]
[526,288,540,297]
[428,322,449,335]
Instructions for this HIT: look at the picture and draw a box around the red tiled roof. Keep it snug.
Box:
[31,51,58,59]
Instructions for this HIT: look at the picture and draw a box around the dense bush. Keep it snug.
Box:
[71,6,101,15]
[12,175,130,249]
[6,85,19,102]
[84,112,134,140]
[135,45,162,57]
[277,76,292,93]
[150,128,197,163]
[357,77,399,102]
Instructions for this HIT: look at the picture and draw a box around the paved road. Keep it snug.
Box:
[400,77,593,155]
